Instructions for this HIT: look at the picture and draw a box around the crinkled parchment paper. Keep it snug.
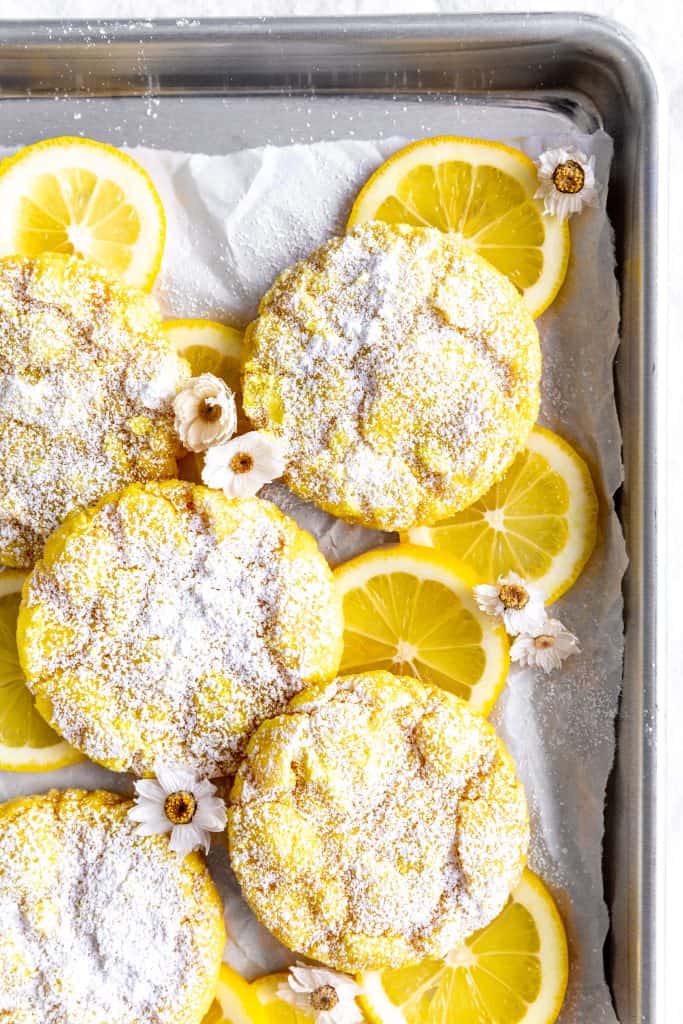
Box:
[0,132,623,1024]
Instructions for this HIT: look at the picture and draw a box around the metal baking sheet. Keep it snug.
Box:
[0,15,659,1024]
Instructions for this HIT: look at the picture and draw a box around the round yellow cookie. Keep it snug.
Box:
[228,670,529,972]
[17,481,344,777]
[0,253,189,569]
[242,222,541,532]
[0,788,225,1024]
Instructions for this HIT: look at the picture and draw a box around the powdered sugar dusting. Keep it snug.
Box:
[0,255,188,568]
[21,483,342,777]
[244,222,541,531]
[0,789,222,1024]
[229,672,529,971]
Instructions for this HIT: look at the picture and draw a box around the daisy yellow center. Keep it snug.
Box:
[552,160,585,195]
[201,397,223,423]
[499,583,529,610]
[230,452,254,474]
[164,790,197,825]
[534,635,555,650]
[311,985,339,1011]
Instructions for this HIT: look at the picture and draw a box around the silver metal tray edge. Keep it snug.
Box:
[0,14,660,1024]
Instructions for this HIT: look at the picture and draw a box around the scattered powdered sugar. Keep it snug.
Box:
[229,673,529,971]
[0,256,187,568]
[244,222,541,531]
[22,484,340,777]
[0,790,221,1024]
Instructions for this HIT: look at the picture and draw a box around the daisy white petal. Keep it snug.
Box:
[133,778,166,802]
[131,806,173,835]
[169,822,208,856]
[202,430,288,499]
[191,778,218,800]
[174,373,237,453]
[134,821,174,838]
[155,763,197,794]
[279,963,362,1023]
[192,797,228,831]
[474,572,547,636]
[510,617,580,674]
[473,583,502,618]
[534,146,599,221]
[276,982,311,1013]
[500,574,544,632]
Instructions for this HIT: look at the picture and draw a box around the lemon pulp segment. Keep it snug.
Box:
[163,319,243,390]
[0,567,26,598]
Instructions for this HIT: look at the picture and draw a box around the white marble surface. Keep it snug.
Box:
[0,0,677,1020]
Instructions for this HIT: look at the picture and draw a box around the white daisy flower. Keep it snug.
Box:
[128,763,226,857]
[510,617,581,674]
[202,430,287,499]
[277,963,363,1024]
[534,146,599,221]
[173,373,237,453]
[474,572,547,636]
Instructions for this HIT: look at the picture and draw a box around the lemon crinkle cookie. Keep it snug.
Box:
[0,253,189,569]
[228,670,529,972]
[0,789,225,1024]
[242,221,541,531]
[17,481,344,777]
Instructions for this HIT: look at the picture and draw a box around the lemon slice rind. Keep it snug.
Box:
[0,739,82,774]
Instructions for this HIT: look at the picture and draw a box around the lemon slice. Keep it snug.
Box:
[407,426,598,603]
[0,591,81,772]
[164,318,247,430]
[0,136,165,290]
[359,869,568,1024]
[347,136,570,318]
[202,964,267,1024]
[252,973,317,1022]
[164,318,246,483]
[334,545,509,715]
